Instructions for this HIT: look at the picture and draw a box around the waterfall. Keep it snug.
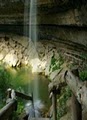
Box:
[29,0,37,48]
[29,0,39,101]
[24,0,39,102]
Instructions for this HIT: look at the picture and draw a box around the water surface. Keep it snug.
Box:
[8,67,50,108]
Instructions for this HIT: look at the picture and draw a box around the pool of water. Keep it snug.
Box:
[7,67,51,108]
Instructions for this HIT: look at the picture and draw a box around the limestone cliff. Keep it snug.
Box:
[0,34,86,76]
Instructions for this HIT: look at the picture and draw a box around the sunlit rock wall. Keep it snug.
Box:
[0,34,54,69]
[0,34,86,80]
[0,34,63,80]
[0,34,59,76]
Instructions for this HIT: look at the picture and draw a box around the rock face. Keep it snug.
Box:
[0,34,60,76]
[0,34,86,120]
[0,0,87,26]
[0,34,86,79]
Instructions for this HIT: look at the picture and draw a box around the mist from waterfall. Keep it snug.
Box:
[24,0,39,101]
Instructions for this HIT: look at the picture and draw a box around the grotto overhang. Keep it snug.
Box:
[0,0,87,26]
[0,0,87,50]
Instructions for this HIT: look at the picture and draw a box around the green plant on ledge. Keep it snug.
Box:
[79,70,87,81]
[49,54,64,72]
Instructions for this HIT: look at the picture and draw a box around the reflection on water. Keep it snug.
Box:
[9,67,50,108]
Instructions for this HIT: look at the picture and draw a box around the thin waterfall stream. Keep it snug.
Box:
[29,0,37,47]
[24,0,39,100]
[29,0,39,101]
[24,0,48,118]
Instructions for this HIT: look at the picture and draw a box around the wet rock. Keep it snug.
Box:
[25,100,46,119]
[3,53,18,67]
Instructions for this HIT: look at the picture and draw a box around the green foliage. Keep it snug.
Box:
[79,70,87,81]
[49,55,64,72]
[0,65,24,118]
[13,99,24,120]
[17,100,24,115]
[80,53,87,60]
[57,86,71,119]
[0,65,12,100]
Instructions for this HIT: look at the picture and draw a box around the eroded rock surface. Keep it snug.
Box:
[0,34,86,78]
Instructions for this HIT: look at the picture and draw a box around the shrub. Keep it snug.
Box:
[0,65,12,100]
[79,70,87,81]
[49,55,64,72]
[0,65,24,118]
